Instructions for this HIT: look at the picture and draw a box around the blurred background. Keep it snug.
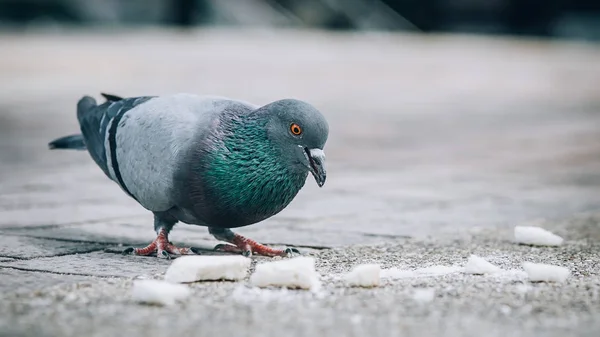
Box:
[0,1,599,243]
[1,0,600,39]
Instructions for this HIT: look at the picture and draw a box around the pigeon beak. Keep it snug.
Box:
[305,148,326,187]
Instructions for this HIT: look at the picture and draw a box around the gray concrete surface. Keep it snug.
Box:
[0,28,599,337]
[1,225,599,337]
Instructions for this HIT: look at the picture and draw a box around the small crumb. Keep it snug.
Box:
[250,256,321,290]
[523,262,570,283]
[131,279,190,306]
[500,305,512,315]
[63,293,78,303]
[514,226,563,246]
[464,255,502,275]
[345,264,380,288]
[164,255,250,283]
[412,288,435,303]
[381,268,416,279]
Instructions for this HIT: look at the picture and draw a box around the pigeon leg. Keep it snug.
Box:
[123,215,194,258]
[209,228,299,257]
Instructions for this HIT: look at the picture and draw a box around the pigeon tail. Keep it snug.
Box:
[101,93,124,102]
[48,134,86,150]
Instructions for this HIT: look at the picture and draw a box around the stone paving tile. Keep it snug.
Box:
[0,251,170,278]
[0,235,108,259]
[2,101,600,241]
[2,219,400,251]
[1,217,214,246]
[0,168,145,228]
[1,233,599,337]
[0,268,99,294]
[237,225,405,248]
[0,202,143,229]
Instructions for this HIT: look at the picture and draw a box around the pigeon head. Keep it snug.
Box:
[258,99,329,187]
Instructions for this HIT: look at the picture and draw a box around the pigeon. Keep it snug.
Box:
[49,93,329,258]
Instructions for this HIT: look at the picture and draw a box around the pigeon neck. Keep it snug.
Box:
[202,114,307,226]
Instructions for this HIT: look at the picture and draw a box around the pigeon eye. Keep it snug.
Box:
[290,123,302,135]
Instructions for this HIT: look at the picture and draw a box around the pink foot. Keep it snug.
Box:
[123,228,195,258]
[214,233,300,257]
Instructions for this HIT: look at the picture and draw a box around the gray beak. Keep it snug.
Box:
[305,148,326,187]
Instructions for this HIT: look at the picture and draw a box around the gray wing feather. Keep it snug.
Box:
[76,95,154,178]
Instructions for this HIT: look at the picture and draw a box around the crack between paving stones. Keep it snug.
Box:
[2,226,399,252]
[1,232,215,248]
[360,232,412,239]
[3,233,384,252]
[1,217,412,242]
[0,265,125,279]
[1,234,147,247]
[0,248,109,261]
[6,234,332,251]
[1,231,398,255]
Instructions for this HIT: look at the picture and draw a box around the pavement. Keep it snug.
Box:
[0,28,599,337]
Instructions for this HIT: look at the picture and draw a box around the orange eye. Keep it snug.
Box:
[290,123,302,135]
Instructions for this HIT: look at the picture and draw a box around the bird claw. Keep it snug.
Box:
[284,247,301,257]
[121,229,196,258]
[213,243,229,250]
[190,247,203,255]
[213,243,246,255]
[213,243,252,257]
[122,247,135,255]
[213,242,300,258]
[122,246,195,258]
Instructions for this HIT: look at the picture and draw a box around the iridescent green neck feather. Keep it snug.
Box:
[203,113,307,226]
